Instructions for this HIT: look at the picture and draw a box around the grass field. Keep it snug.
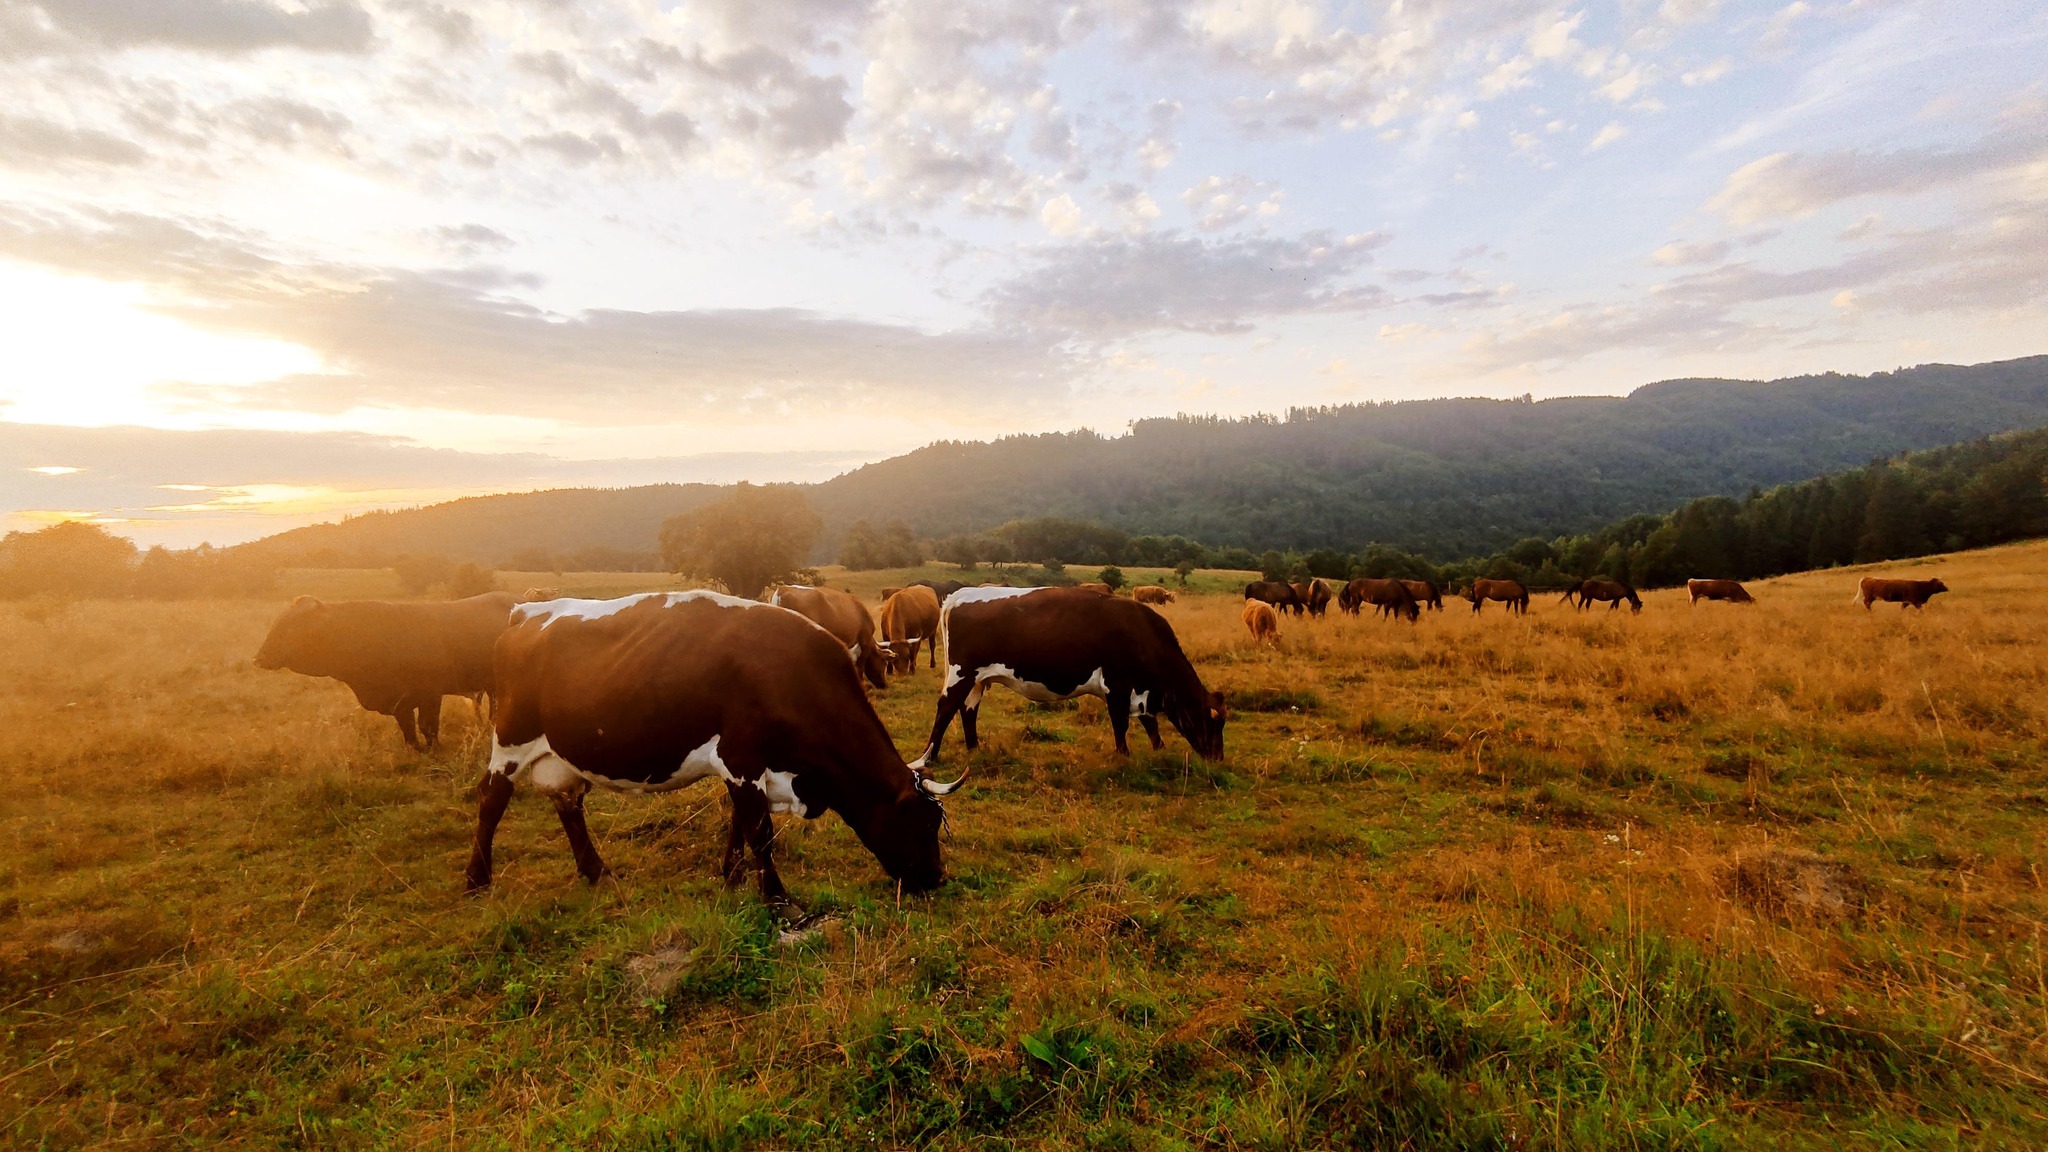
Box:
[4,546,2046,1149]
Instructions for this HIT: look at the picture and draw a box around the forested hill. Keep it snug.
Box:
[242,356,2048,565]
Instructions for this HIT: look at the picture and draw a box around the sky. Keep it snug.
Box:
[2,0,2044,547]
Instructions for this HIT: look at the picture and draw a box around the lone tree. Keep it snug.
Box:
[0,521,137,598]
[659,483,821,599]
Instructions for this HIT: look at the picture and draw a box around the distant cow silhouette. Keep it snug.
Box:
[1463,579,1529,616]
[1687,579,1753,604]
[1856,576,1948,610]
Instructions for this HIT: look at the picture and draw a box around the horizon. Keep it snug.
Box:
[4,1,2045,546]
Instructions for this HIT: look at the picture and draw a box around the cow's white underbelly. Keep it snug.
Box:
[965,663,1108,707]
[488,732,807,815]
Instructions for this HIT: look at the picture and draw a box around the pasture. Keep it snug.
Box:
[4,546,2046,1149]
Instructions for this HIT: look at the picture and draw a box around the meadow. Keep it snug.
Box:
[4,546,2046,1149]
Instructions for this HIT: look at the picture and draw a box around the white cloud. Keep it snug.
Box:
[1040,192,1086,237]
[1682,58,1731,86]
[1588,122,1627,151]
[1182,175,1285,231]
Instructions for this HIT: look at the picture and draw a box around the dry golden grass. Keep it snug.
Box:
[3,549,2046,1148]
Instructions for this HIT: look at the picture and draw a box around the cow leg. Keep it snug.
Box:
[729,783,790,907]
[465,772,515,892]
[417,694,444,749]
[920,680,974,762]
[961,702,980,751]
[721,785,748,887]
[1106,691,1132,756]
[549,789,608,885]
[1139,713,1164,751]
[393,706,422,750]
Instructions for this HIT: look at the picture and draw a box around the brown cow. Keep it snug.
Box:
[1856,576,1948,610]
[1302,579,1334,618]
[1400,579,1444,611]
[1243,598,1280,644]
[1244,580,1305,616]
[911,578,967,601]
[255,592,515,750]
[1075,581,1113,595]
[1339,578,1420,622]
[1132,585,1176,605]
[466,591,956,906]
[1562,578,1641,613]
[768,585,889,689]
[1687,579,1754,604]
[878,586,904,603]
[920,587,1226,763]
[1463,578,1529,615]
[878,585,942,674]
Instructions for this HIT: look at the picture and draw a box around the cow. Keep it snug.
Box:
[466,591,958,908]
[1244,580,1305,617]
[878,585,942,675]
[911,578,967,601]
[1339,578,1420,622]
[1132,585,1176,605]
[1302,579,1335,618]
[1243,599,1280,644]
[1856,576,1948,610]
[919,586,1226,764]
[768,585,889,689]
[878,586,904,603]
[255,592,515,750]
[1463,578,1530,615]
[1075,581,1113,595]
[1400,579,1444,612]
[1687,579,1755,604]
[520,586,562,602]
[1562,578,1642,613]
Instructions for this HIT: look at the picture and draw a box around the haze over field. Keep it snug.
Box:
[2,0,2044,545]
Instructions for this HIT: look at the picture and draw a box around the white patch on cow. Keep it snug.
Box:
[968,662,1110,707]
[1130,689,1150,715]
[944,663,964,690]
[936,584,1051,661]
[488,731,740,796]
[846,642,862,663]
[515,589,765,630]
[754,768,808,816]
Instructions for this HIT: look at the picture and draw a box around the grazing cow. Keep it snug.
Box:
[1687,579,1754,604]
[878,585,942,674]
[1400,579,1444,612]
[255,592,515,750]
[1243,599,1280,644]
[1132,585,1176,605]
[911,578,967,601]
[920,586,1226,764]
[467,591,956,906]
[1463,579,1530,615]
[1244,580,1305,617]
[1339,578,1420,622]
[1075,581,1113,595]
[768,585,889,689]
[1562,578,1642,613]
[1856,576,1949,610]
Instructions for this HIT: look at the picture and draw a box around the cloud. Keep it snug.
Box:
[0,113,147,166]
[1587,122,1627,151]
[23,0,374,55]
[1681,58,1731,86]
[985,230,1389,338]
[1181,175,1284,231]
[1040,192,1086,237]
[1708,125,2048,223]
[1649,239,1731,266]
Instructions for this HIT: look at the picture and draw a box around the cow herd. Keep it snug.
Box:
[255,579,1226,916]
[253,567,1951,915]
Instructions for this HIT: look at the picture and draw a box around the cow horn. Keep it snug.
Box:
[912,764,969,797]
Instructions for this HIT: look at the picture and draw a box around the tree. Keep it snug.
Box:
[840,519,887,570]
[0,521,137,598]
[936,535,980,570]
[658,483,822,598]
[1258,550,1287,581]
[393,553,455,595]
[1097,565,1125,591]
[448,563,499,598]
[1174,560,1195,586]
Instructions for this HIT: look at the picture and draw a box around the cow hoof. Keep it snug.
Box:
[464,874,492,894]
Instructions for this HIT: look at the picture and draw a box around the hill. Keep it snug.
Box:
[243,356,2048,564]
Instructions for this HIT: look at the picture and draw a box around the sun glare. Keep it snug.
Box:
[0,263,324,427]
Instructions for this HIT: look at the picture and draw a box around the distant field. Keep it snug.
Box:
[4,547,2046,1148]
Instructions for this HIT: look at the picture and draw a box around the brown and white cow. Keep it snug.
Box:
[1242,599,1280,644]
[1561,578,1641,612]
[1132,585,1176,605]
[919,586,1226,764]
[1463,578,1530,615]
[1244,581,1305,617]
[768,585,889,689]
[1687,579,1754,604]
[466,591,957,906]
[1856,576,1948,610]
[878,585,942,675]
[255,592,515,750]
[1302,579,1335,618]
[1339,578,1420,622]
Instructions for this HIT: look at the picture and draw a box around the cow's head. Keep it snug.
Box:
[1928,578,1950,594]
[254,596,329,672]
[857,781,949,893]
[1171,689,1227,760]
